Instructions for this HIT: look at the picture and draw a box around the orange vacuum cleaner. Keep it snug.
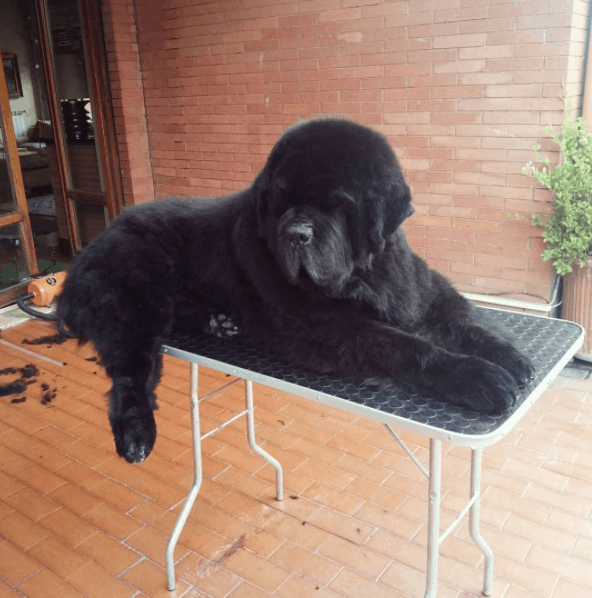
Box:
[17,270,67,322]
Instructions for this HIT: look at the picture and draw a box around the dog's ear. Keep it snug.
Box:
[367,177,414,254]
[253,169,270,239]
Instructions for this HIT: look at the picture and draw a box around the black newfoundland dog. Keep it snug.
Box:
[57,119,534,463]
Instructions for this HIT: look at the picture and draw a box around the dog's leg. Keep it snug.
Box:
[421,294,535,392]
[96,333,166,464]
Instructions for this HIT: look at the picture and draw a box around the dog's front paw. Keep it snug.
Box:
[205,314,240,338]
[109,406,156,464]
[498,349,535,389]
[439,356,520,414]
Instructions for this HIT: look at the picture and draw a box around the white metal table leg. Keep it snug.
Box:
[470,447,494,597]
[424,438,442,598]
[245,380,284,501]
[165,363,203,591]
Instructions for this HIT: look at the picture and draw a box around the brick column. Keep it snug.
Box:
[101,0,154,205]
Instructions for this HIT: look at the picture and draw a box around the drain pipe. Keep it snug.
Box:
[461,275,562,316]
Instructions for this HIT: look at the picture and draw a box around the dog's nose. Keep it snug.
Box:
[285,222,313,245]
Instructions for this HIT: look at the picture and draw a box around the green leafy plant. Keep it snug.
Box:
[520,103,592,275]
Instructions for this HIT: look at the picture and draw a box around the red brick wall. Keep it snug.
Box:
[101,0,154,204]
[107,0,590,301]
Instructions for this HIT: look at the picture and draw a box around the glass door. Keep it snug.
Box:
[35,0,123,252]
[0,39,38,305]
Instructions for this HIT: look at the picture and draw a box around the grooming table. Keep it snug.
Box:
[161,309,584,597]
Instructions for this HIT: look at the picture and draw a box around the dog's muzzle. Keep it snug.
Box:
[285,221,313,246]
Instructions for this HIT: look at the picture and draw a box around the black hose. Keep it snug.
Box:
[16,292,76,338]
[17,293,58,321]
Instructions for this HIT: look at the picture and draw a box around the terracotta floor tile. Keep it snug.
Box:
[523,483,590,518]
[128,499,169,525]
[0,580,20,598]
[494,553,559,597]
[70,421,117,448]
[480,467,531,497]
[343,476,406,512]
[126,525,189,568]
[226,581,274,598]
[25,443,73,472]
[241,527,283,558]
[38,507,98,547]
[36,407,85,432]
[82,501,143,540]
[326,433,381,462]
[3,486,59,521]
[174,519,235,562]
[175,552,242,596]
[256,461,313,495]
[366,530,427,569]
[216,466,274,499]
[275,575,342,598]
[60,440,112,467]
[68,562,136,598]
[301,481,365,516]
[329,567,404,598]
[413,525,484,568]
[352,502,422,541]
[0,539,40,584]
[46,481,103,516]
[0,445,34,476]
[379,560,459,598]
[18,567,84,598]
[259,487,321,521]
[291,436,343,465]
[212,444,268,474]
[332,452,392,485]
[53,460,106,491]
[77,530,142,575]
[0,427,42,454]
[553,578,592,598]
[294,458,355,490]
[572,536,592,562]
[27,535,91,579]
[32,424,77,450]
[0,511,49,551]
[503,514,577,553]
[265,511,330,551]
[221,548,290,593]
[15,462,67,495]
[89,477,146,512]
[269,541,342,586]
[456,520,533,563]
[525,544,592,587]
[3,411,47,435]
[122,558,191,598]
[542,507,592,538]
[0,468,24,499]
[308,506,375,546]
[318,534,390,580]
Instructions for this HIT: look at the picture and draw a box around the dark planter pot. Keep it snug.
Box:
[562,262,592,362]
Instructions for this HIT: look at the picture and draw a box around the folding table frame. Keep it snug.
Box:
[161,309,583,597]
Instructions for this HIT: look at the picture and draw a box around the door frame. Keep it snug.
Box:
[0,38,38,298]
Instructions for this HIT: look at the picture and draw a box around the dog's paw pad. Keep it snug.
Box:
[205,314,240,338]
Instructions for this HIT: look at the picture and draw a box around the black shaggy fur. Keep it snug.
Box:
[57,119,534,463]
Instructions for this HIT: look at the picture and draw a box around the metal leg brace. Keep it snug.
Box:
[384,425,494,598]
[165,364,284,591]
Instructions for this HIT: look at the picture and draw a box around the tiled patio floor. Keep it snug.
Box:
[0,319,591,598]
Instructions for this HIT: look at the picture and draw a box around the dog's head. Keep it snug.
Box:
[254,119,414,296]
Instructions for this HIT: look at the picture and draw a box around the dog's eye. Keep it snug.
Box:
[332,190,356,211]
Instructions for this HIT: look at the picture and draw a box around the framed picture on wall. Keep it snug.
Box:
[2,54,23,99]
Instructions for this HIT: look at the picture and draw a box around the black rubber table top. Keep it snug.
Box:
[165,309,582,438]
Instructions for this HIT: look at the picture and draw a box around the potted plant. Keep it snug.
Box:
[521,102,592,361]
